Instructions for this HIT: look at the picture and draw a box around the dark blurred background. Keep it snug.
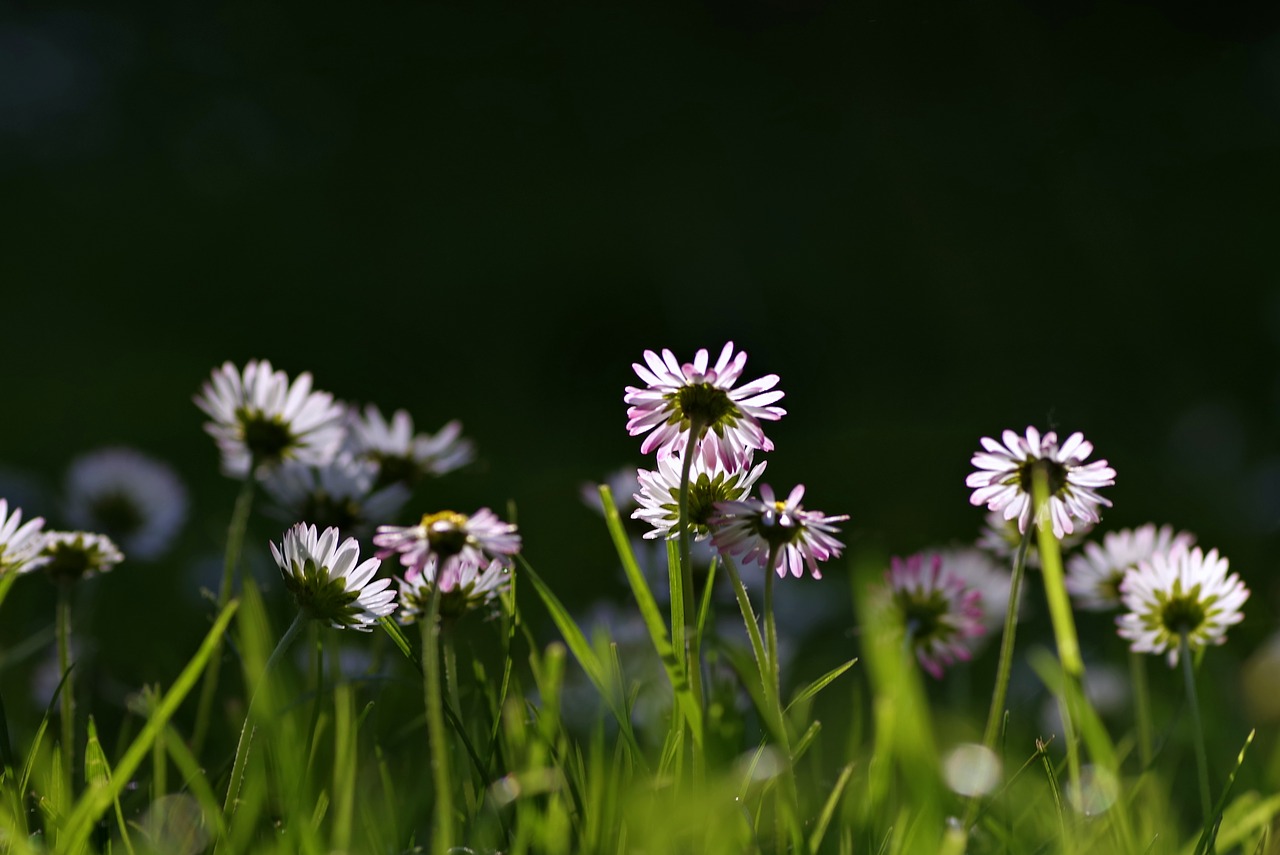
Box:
[3,0,1280,776]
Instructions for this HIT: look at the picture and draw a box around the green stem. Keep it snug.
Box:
[221,610,307,828]
[763,546,781,700]
[193,473,257,755]
[1130,648,1153,770]
[57,582,74,797]
[979,523,1034,755]
[676,419,706,715]
[1180,633,1212,827]
[423,589,454,855]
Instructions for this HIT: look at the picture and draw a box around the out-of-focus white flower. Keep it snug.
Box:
[884,553,985,678]
[345,404,474,487]
[64,447,187,561]
[262,454,409,538]
[1066,524,1196,611]
[38,531,124,582]
[976,510,1092,569]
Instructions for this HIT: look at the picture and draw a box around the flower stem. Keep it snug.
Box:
[763,545,781,700]
[1180,632,1212,827]
[979,523,1034,755]
[221,609,307,828]
[193,473,257,755]
[422,588,454,855]
[1129,648,1153,770]
[676,421,706,707]
[56,581,74,796]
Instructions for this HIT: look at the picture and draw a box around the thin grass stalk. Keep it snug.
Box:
[1181,633,1212,827]
[422,587,454,855]
[978,523,1034,755]
[193,471,256,754]
[56,581,74,797]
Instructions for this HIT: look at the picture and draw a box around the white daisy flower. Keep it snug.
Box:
[709,484,847,580]
[38,531,124,582]
[397,554,511,622]
[270,523,397,631]
[1116,543,1248,667]
[194,359,346,478]
[624,342,785,469]
[1066,524,1196,611]
[345,404,474,487]
[0,499,50,575]
[374,508,520,583]
[884,552,986,678]
[64,447,188,561]
[976,509,1093,569]
[632,452,767,541]
[261,454,409,539]
[967,427,1115,539]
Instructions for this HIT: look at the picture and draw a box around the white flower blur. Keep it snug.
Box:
[710,484,847,579]
[397,555,512,622]
[580,467,640,516]
[345,404,474,487]
[270,523,397,631]
[885,553,986,678]
[194,359,346,478]
[625,342,785,469]
[967,427,1115,539]
[64,447,188,561]
[1116,544,1248,667]
[632,452,767,541]
[0,499,49,575]
[39,531,124,582]
[1066,524,1196,612]
[976,509,1093,569]
[374,508,520,583]
[262,454,409,538]
[924,547,1021,638]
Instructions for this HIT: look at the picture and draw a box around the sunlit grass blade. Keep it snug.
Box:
[785,657,857,713]
[809,763,854,854]
[58,598,239,854]
[83,716,135,855]
[1189,729,1258,855]
[22,667,73,800]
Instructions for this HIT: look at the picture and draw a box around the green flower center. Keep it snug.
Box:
[283,557,362,627]
[661,470,754,534]
[1016,457,1069,496]
[238,410,296,463]
[420,511,471,557]
[369,453,421,489]
[669,383,739,432]
[298,491,365,534]
[42,541,105,583]
[898,590,951,642]
[89,492,145,539]
[1160,595,1207,636]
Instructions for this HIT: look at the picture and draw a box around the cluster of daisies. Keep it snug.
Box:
[624,342,849,580]
[193,359,519,631]
[885,426,1250,679]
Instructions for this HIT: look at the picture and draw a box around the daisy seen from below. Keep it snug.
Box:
[270,523,397,631]
[374,508,521,585]
[967,426,1115,539]
[710,484,847,579]
[64,447,188,561]
[397,554,511,622]
[884,552,986,678]
[632,451,767,541]
[925,547,1021,639]
[1116,542,1248,667]
[38,531,124,583]
[345,404,475,488]
[194,359,346,478]
[625,342,785,469]
[976,509,1092,569]
[0,499,49,575]
[262,454,409,538]
[1066,524,1196,611]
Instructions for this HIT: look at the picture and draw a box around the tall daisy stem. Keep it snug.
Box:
[763,546,781,699]
[1180,632,1212,827]
[676,419,706,712]
[193,472,257,754]
[56,581,75,796]
[423,588,454,855]
[979,523,1034,755]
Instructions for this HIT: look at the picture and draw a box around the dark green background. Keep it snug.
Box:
[3,0,1279,758]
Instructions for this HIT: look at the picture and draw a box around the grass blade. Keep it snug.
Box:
[786,657,858,713]
[808,763,855,853]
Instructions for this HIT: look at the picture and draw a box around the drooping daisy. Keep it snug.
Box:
[967,427,1115,539]
[1116,543,1248,667]
[709,484,847,579]
[0,499,49,575]
[64,447,188,561]
[976,509,1093,569]
[261,454,409,539]
[194,359,346,478]
[924,547,1021,637]
[632,451,768,541]
[373,508,521,583]
[885,553,986,678]
[1066,524,1196,611]
[345,404,474,488]
[397,554,511,622]
[38,531,124,583]
[270,523,397,631]
[624,342,786,469]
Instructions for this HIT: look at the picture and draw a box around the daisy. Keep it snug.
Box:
[0,499,49,575]
[397,554,511,622]
[885,553,986,678]
[261,454,410,539]
[270,523,397,631]
[194,359,346,478]
[967,427,1115,539]
[1066,524,1196,611]
[624,342,785,469]
[709,484,847,579]
[64,447,188,561]
[38,531,124,583]
[1116,543,1248,667]
[345,404,474,487]
[925,547,1021,637]
[374,508,521,583]
[976,509,1093,569]
[632,451,767,541]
